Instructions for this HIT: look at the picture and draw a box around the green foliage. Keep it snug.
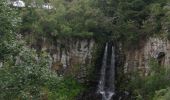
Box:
[17,0,170,46]
[127,59,170,100]
[0,1,83,100]
[153,87,170,100]
[0,0,20,40]
[0,40,83,100]
[0,0,21,60]
[20,0,104,39]
[8,0,170,47]
[96,0,170,48]
[47,77,83,100]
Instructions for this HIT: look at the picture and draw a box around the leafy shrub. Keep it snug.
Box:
[0,1,83,99]
[0,0,20,40]
[0,40,83,100]
[127,59,170,100]
[153,87,170,100]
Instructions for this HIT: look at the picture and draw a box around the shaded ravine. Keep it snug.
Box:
[97,42,115,100]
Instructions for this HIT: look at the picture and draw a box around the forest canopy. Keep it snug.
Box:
[12,0,170,47]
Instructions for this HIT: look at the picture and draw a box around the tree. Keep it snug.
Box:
[0,0,19,40]
[0,1,83,99]
[20,0,105,38]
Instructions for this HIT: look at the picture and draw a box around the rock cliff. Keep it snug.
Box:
[124,37,170,75]
[31,37,96,82]
[30,37,170,81]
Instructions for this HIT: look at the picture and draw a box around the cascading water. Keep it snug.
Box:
[97,43,115,100]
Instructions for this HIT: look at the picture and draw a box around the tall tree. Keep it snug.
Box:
[0,0,19,40]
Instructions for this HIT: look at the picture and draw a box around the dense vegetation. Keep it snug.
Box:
[19,0,104,39]
[126,59,170,100]
[0,0,82,100]
[1,0,170,100]
[18,0,170,47]
[97,0,170,47]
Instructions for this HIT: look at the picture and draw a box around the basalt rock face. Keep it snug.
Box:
[124,37,170,75]
[31,37,95,83]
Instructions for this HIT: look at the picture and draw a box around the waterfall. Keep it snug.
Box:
[97,43,115,100]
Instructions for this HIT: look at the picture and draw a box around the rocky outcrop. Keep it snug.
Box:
[32,37,96,82]
[124,37,170,75]
[29,36,170,81]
